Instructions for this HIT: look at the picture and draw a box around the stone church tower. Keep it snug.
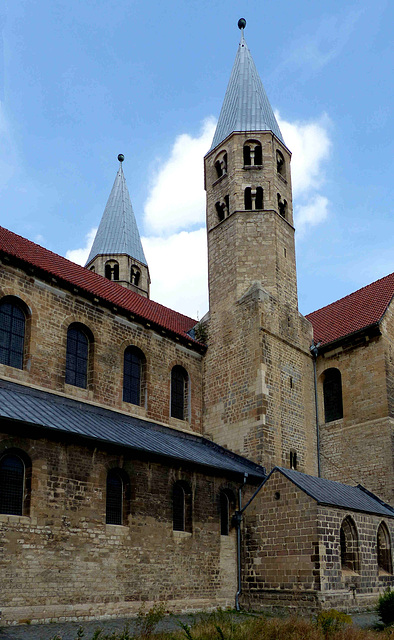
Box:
[86,154,151,297]
[203,21,316,474]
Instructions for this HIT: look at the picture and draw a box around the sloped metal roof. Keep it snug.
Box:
[86,162,147,266]
[275,467,394,517]
[0,380,265,479]
[210,29,284,151]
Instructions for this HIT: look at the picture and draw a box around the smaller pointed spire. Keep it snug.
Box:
[86,155,147,267]
[210,19,284,151]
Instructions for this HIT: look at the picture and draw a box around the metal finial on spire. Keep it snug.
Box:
[118,154,124,163]
[238,18,246,30]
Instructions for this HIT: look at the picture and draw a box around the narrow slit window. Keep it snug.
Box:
[171,366,188,420]
[106,469,123,525]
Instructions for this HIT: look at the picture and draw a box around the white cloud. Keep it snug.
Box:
[295,195,329,237]
[66,227,97,265]
[142,228,208,319]
[65,113,332,316]
[144,117,216,235]
[277,113,331,198]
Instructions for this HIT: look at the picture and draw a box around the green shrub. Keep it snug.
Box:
[316,609,352,637]
[377,588,394,626]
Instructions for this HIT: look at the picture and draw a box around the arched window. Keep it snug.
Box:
[215,195,229,222]
[65,324,91,389]
[244,141,262,166]
[277,193,287,219]
[130,266,141,287]
[104,260,119,281]
[0,297,27,369]
[255,187,264,209]
[173,481,192,532]
[171,365,189,420]
[106,468,129,525]
[276,150,285,177]
[289,450,297,470]
[244,187,252,210]
[214,151,227,179]
[123,346,145,406]
[340,516,360,572]
[377,522,392,574]
[220,489,235,536]
[323,368,343,423]
[0,451,31,516]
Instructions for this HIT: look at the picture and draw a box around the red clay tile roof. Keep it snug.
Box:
[306,273,394,347]
[0,226,201,347]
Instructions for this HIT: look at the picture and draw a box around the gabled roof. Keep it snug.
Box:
[0,380,266,480]
[0,226,201,348]
[86,162,147,266]
[210,28,284,152]
[273,467,394,518]
[306,272,394,347]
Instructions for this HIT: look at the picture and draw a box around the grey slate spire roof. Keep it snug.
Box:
[210,26,284,151]
[86,161,147,266]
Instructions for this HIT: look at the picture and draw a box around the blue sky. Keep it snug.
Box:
[0,0,393,319]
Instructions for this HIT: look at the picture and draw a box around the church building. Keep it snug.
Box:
[0,20,394,625]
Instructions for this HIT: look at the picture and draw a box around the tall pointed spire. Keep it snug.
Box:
[210,19,284,151]
[86,155,150,297]
[86,155,147,266]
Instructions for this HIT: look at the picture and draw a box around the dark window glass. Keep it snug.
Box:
[173,483,185,531]
[323,368,343,423]
[340,517,360,572]
[65,326,89,388]
[220,492,230,535]
[173,481,192,532]
[0,301,25,369]
[171,366,187,420]
[123,347,142,405]
[378,523,392,573]
[0,454,24,515]
[106,470,123,525]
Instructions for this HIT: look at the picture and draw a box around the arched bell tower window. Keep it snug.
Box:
[214,151,228,179]
[323,368,343,423]
[215,195,229,222]
[276,150,286,177]
[377,522,392,574]
[171,365,189,421]
[105,260,119,281]
[244,187,263,210]
[0,296,28,370]
[130,266,141,287]
[277,193,288,219]
[340,516,360,572]
[243,140,262,167]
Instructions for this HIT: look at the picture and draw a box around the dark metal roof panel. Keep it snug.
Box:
[276,467,394,517]
[0,381,265,479]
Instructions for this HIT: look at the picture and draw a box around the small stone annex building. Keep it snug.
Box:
[1,20,394,625]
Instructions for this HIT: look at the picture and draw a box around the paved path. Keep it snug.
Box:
[0,610,380,640]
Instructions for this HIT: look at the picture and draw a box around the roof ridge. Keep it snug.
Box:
[306,271,394,319]
[0,226,200,344]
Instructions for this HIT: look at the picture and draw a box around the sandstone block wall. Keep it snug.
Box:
[0,430,251,624]
[317,312,394,503]
[0,261,203,433]
[241,471,394,612]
